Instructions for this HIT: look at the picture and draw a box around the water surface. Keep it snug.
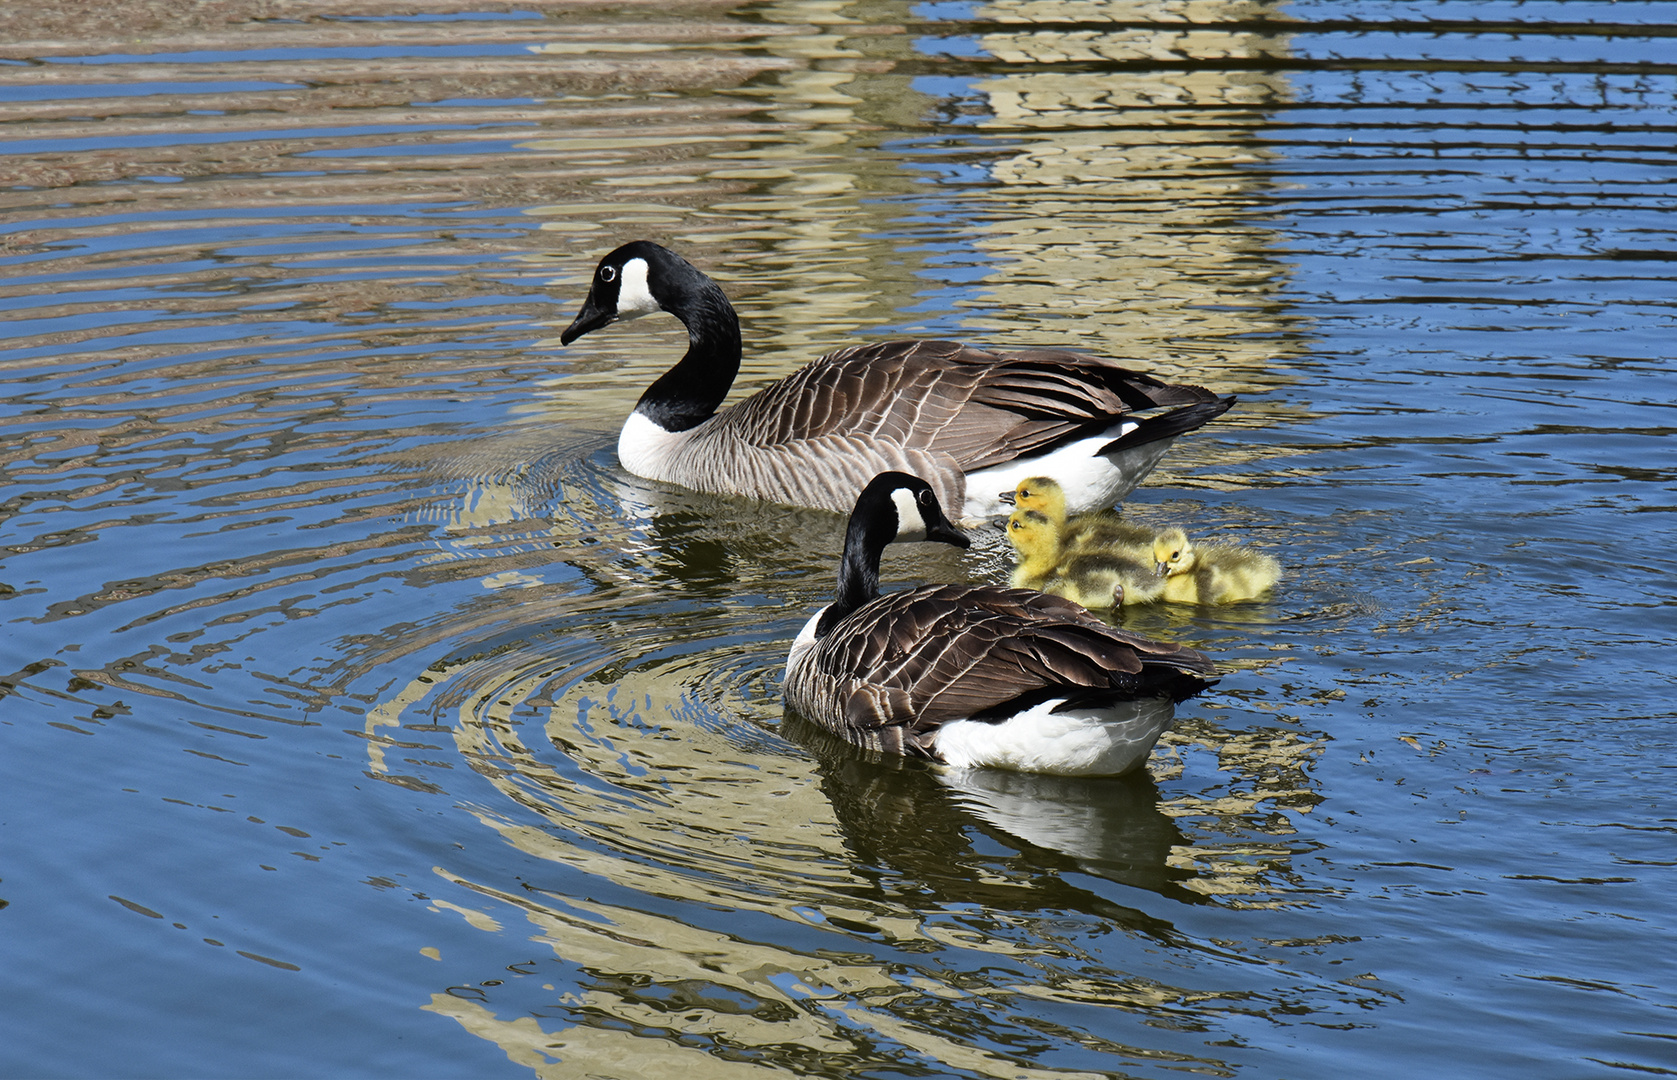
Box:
[2,1,1674,1076]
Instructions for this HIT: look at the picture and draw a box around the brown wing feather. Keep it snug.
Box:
[807,584,1215,747]
[723,340,1222,472]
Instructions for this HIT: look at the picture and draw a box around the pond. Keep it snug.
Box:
[2,1,1674,1076]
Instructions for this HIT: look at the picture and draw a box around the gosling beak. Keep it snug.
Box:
[1154,561,1168,577]
[998,490,1016,506]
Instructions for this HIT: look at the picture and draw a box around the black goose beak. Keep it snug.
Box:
[560,288,615,346]
[926,508,970,549]
[931,521,971,548]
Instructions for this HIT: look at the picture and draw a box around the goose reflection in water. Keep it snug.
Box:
[785,714,1205,918]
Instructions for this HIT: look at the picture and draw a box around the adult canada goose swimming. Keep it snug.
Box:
[1152,526,1283,604]
[560,241,1235,520]
[1005,508,1165,610]
[784,472,1217,776]
[1001,475,1156,552]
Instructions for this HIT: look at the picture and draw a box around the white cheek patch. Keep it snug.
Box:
[615,257,660,318]
[890,488,926,541]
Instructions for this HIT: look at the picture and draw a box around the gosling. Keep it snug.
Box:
[1151,527,1282,604]
[1004,476,1155,556]
[1007,509,1165,609]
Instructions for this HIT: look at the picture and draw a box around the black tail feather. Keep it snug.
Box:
[1097,396,1236,456]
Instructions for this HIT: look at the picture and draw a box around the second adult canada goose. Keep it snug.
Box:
[1005,508,1165,609]
[784,473,1216,776]
[561,242,1235,520]
[1152,527,1283,604]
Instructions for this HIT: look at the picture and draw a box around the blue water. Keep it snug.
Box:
[2,2,1674,1077]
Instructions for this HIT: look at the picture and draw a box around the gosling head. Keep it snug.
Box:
[1005,508,1062,572]
[1153,527,1195,577]
[999,476,1069,522]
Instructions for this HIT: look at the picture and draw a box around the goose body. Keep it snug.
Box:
[1005,508,1166,609]
[562,242,1235,520]
[784,473,1216,776]
[1152,527,1282,604]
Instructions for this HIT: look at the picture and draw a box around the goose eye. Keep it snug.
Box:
[917,490,933,507]
[600,265,617,283]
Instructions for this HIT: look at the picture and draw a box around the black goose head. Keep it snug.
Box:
[559,240,680,345]
[871,472,971,549]
[820,473,970,637]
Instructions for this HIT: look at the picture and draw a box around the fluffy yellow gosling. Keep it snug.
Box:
[1006,509,1164,609]
[1151,526,1281,604]
[1005,476,1154,556]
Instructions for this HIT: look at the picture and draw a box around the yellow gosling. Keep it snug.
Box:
[1151,526,1282,604]
[1006,509,1164,609]
[1006,509,1063,591]
[1007,475,1154,556]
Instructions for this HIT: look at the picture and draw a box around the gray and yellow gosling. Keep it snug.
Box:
[1006,508,1165,609]
[1001,475,1155,555]
[1152,526,1282,604]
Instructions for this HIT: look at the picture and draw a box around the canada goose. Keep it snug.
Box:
[784,472,1217,776]
[1152,526,1282,604]
[1001,474,1156,552]
[560,242,1235,520]
[1005,508,1165,609]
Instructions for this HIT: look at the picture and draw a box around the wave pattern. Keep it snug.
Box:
[1,0,1674,1077]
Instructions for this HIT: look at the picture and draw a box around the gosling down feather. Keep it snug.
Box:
[1006,508,1165,609]
[784,472,1217,776]
[1001,475,1156,552]
[1152,527,1282,604]
[561,242,1235,520]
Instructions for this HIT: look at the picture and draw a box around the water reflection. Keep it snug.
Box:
[371,634,1362,1076]
[340,434,1362,1075]
[7,0,1675,1075]
[807,726,1199,910]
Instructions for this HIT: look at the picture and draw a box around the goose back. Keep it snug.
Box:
[784,583,1214,760]
[624,339,1227,517]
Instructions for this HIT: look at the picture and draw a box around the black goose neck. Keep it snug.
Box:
[636,274,742,434]
[814,506,894,639]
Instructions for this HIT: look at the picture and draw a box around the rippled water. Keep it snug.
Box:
[3,2,1674,1076]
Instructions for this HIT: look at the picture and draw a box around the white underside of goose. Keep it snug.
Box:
[933,696,1176,777]
[961,420,1176,519]
[622,412,1178,521]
